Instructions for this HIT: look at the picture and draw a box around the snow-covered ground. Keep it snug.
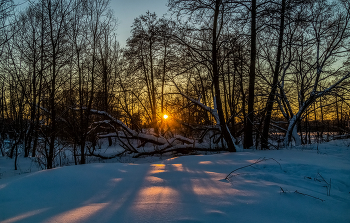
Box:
[1,140,350,223]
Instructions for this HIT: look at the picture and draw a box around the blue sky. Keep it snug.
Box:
[110,0,169,46]
[15,0,169,46]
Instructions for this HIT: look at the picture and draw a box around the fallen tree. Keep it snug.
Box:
[71,71,243,157]
[74,106,232,159]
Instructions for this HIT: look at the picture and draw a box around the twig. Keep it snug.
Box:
[280,186,286,193]
[294,190,325,202]
[225,157,284,180]
[315,172,331,196]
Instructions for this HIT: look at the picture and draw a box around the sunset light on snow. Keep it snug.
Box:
[1,0,349,222]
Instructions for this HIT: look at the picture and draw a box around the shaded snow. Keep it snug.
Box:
[0,140,350,223]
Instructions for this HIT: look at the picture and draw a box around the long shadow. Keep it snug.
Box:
[0,154,262,223]
[0,163,151,223]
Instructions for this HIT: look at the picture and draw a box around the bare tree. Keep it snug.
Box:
[125,12,161,133]
[169,0,237,151]
[0,0,15,52]
[279,0,350,146]
[260,0,287,149]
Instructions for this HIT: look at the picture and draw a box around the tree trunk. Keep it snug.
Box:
[261,0,286,149]
[244,0,256,149]
[284,114,302,146]
[212,0,235,152]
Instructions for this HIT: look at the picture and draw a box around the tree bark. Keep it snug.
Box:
[244,0,256,149]
[261,0,286,149]
[212,0,235,152]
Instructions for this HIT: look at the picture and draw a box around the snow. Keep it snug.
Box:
[1,140,350,223]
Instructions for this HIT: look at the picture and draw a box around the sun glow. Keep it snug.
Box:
[163,114,168,119]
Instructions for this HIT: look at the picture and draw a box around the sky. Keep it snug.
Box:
[107,0,169,46]
[15,0,169,46]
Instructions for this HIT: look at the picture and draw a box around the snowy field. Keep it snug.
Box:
[1,140,350,223]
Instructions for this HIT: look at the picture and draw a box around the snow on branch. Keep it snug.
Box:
[74,107,167,145]
[172,81,220,125]
[73,107,227,157]
[133,143,227,158]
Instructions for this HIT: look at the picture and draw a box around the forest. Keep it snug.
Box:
[0,0,349,169]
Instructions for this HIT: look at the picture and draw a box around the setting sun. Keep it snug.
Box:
[163,114,168,119]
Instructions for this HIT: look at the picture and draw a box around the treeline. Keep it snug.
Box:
[0,0,349,168]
